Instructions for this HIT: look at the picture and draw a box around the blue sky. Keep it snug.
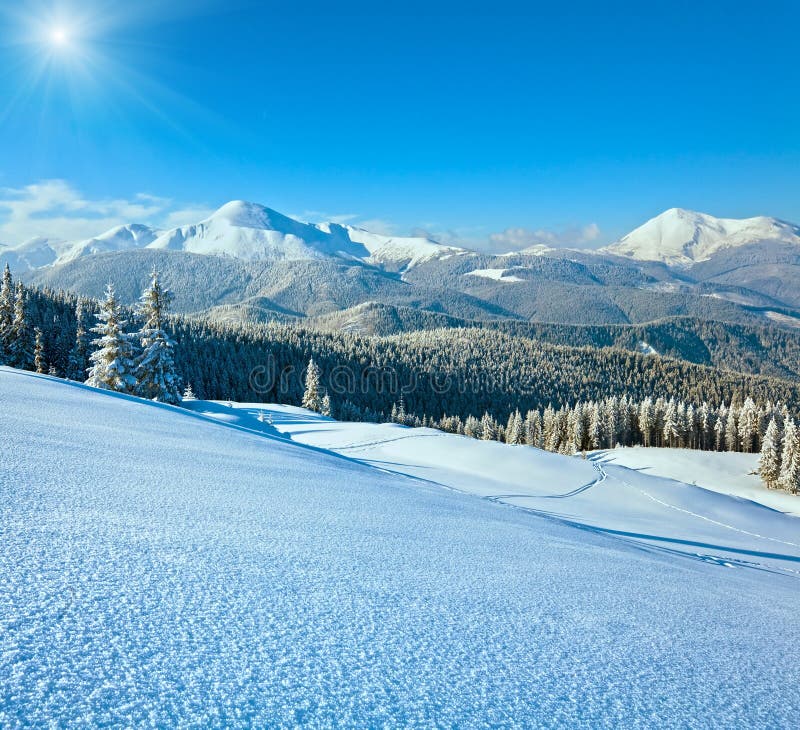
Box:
[0,0,798,249]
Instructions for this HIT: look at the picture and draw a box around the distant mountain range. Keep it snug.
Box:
[3,202,799,271]
[0,200,467,273]
[4,203,800,334]
[602,208,800,266]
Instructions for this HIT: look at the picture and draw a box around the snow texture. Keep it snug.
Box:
[465,268,524,282]
[3,371,800,727]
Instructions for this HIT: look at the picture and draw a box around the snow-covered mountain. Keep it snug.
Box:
[57,223,161,264]
[1,200,465,272]
[603,208,800,266]
[330,223,467,268]
[0,236,68,270]
[147,201,466,268]
[146,201,371,262]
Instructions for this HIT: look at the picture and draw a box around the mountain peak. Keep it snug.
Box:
[205,200,284,228]
[602,208,800,265]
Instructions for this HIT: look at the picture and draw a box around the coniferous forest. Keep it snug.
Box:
[2,264,799,494]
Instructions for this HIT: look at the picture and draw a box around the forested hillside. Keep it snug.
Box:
[20,281,800,428]
[309,303,800,379]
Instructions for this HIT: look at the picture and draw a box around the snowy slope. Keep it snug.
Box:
[0,236,69,270]
[145,201,463,268]
[593,446,800,516]
[146,201,370,261]
[465,267,524,282]
[244,405,800,573]
[331,223,467,268]
[57,223,161,264]
[603,208,800,265]
[4,370,800,726]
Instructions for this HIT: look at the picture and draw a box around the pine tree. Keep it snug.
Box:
[588,403,602,450]
[182,382,196,400]
[67,299,91,380]
[778,419,800,494]
[738,398,759,453]
[464,415,481,438]
[480,412,496,441]
[9,281,33,370]
[321,392,332,418]
[639,397,653,447]
[524,409,542,447]
[505,409,523,444]
[725,405,739,452]
[85,283,137,393]
[0,263,12,364]
[759,418,781,489]
[302,357,322,412]
[33,327,45,373]
[714,407,727,451]
[135,270,180,404]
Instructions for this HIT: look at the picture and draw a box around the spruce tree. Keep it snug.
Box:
[302,357,322,412]
[34,328,45,374]
[0,263,12,364]
[778,419,800,494]
[67,299,91,380]
[480,412,496,441]
[182,382,196,400]
[321,392,332,418]
[86,283,137,393]
[759,418,781,489]
[9,281,33,370]
[135,270,180,404]
[725,406,739,452]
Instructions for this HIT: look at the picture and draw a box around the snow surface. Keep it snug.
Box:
[0,201,463,272]
[593,446,800,517]
[635,341,659,356]
[57,224,162,264]
[603,207,800,266]
[4,370,800,726]
[0,236,67,270]
[465,267,523,282]
[336,224,465,269]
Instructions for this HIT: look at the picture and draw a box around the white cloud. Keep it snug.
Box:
[354,219,396,236]
[487,222,600,252]
[0,180,211,244]
[161,205,216,229]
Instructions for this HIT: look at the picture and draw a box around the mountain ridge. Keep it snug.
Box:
[4,203,800,272]
[603,208,800,265]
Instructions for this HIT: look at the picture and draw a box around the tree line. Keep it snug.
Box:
[5,267,800,494]
[0,265,181,405]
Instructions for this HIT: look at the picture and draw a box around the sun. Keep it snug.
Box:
[49,27,69,47]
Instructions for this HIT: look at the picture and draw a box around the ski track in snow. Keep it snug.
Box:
[4,373,800,727]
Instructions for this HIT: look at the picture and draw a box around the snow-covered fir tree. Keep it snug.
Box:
[778,419,800,494]
[67,299,91,381]
[33,328,45,374]
[301,357,322,412]
[9,281,33,370]
[182,382,196,400]
[0,263,12,364]
[759,418,781,489]
[135,270,180,404]
[464,415,481,438]
[480,412,496,441]
[505,410,523,444]
[321,392,332,418]
[85,284,137,394]
[524,409,542,447]
[725,405,739,452]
